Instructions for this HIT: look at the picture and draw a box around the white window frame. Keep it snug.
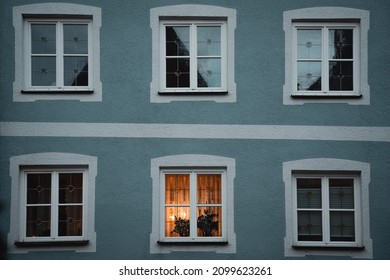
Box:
[283,158,373,258]
[292,173,361,247]
[150,5,236,103]
[160,169,226,243]
[13,3,102,102]
[283,7,370,105]
[20,168,87,243]
[150,154,236,253]
[24,19,92,92]
[160,20,227,93]
[8,153,97,253]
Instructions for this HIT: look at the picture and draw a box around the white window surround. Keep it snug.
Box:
[8,153,97,253]
[13,3,102,102]
[283,7,370,105]
[283,158,372,258]
[150,5,236,103]
[150,154,236,253]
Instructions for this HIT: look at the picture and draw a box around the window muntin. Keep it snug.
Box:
[22,169,86,242]
[293,174,360,247]
[161,170,225,241]
[293,23,358,96]
[26,20,91,90]
[161,21,226,93]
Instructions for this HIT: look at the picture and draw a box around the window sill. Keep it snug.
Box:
[292,245,365,251]
[291,94,362,99]
[158,91,228,96]
[15,240,89,247]
[157,241,228,245]
[21,90,94,94]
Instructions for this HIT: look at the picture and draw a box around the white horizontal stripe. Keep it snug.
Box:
[1,122,390,142]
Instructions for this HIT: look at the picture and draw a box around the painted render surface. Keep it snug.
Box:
[0,0,389,260]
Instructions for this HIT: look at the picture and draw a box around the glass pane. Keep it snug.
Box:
[197,58,221,87]
[166,26,190,56]
[197,26,221,56]
[58,205,83,236]
[64,56,88,86]
[297,29,322,59]
[64,24,88,54]
[31,56,56,86]
[297,61,321,91]
[166,58,190,87]
[197,174,222,204]
[165,206,190,237]
[197,206,222,237]
[329,179,354,209]
[329,29,353,59]
[297,178,321,209]
[26,206,51,237]
[59,173,83,203]
[165,174,190,204]
[31,24,56,54]
[330,211,355,241]
[297,210,322,241]
[27,173,51,204]
[329,61,353,91]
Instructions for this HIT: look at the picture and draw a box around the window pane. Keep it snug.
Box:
[197,206,222,237]
[31,56,56,86]
[166,58,190,87]
[64,56,88,86]
[329,61,353,91]
[197,26,221,56]
[297,29,322,59]
[197,58,221,87]
[26,206,51,237]
[297,210,322,241]
[329,179,354,209]
[165,174,190,204]
[329,29,353,59]
[165,206,190,237]
[197,174,221,204]
[31,24,56,54]
[297,62,321,91]
[58,205,83,236]
[330,211,355,241]
[27,173,52,204]
[64,24,88,54]
[166,26,190,56]
[59,173,83,203]
[297,178,321,209]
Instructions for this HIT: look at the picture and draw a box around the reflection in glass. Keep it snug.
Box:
[330,211,355,241]
[31,24,56,54]
[297,29,321,59]
[64,24,88,54]
[197,26,221,56]
[297,210,322,241]
[64,56,88,86]
[32,56,56,86]
[166,26,190,56]
[329,29,353,59]
[166,58,190,87]
[197,58,221,88]
[58,205,83,236]
[297,62,321,91]
[329,61,353,91]
[26,206,51,237]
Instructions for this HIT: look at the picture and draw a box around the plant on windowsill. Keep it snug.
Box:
[172,216,190,237]
[197,210,219,237]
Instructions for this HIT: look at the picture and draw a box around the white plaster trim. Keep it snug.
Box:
[13,3,102,102]
[150,5,236,103]
[150,154,236,253]
[8,153,97,253]
[283,7,370,105]
[1,122,390,142]
[283,158,372,258]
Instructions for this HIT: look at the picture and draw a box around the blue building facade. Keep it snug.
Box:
[0,0,389,260]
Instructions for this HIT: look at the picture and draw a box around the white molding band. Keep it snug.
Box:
[1,122,390,142]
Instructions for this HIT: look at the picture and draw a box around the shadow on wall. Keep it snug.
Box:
[0,201,7,259]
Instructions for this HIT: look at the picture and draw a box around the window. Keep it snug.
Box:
[13,3,102,102]
[150,154,236,253]
[8,153,97,253]
[150,5,236,103]
[283,7,369,105]
[283,158,372,258]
